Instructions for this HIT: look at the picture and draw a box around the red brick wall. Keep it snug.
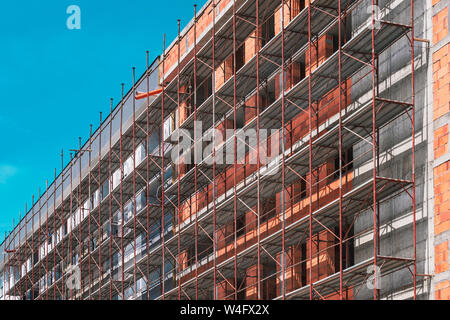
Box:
[432,0,450,300]
[432,43,449,120]
[435,280,450,300]
[434,162,450,236]
[274,1,305,34]
[216,279,235,300]
[435,239,450,299]
[306,230,336,284]
[245,264,276,300]
[306,34,335,75]
[162,0,233,83]
[434,124,449,159]
[433,7,448,45]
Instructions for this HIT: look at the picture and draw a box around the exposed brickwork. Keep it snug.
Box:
[305,34,335,75]
[274,0,305,34]
[435,241,449,273]
[434,161,450,236]
[163,0,233,83]
[245,264,276,299]
[435,280,450,300]
[216,279,235,300]
[433,1,450,300]
[434,124,448,159]
[434,161,450,300]
[432,44,450,120]
[433,7,448,44]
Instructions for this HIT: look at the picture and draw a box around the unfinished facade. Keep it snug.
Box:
[1,0,448,300]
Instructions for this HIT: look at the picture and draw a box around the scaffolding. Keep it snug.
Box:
[0,0,417,300]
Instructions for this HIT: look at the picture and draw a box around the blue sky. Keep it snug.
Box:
[0,0,205,241]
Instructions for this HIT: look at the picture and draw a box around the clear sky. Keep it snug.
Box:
[0,0,206,242]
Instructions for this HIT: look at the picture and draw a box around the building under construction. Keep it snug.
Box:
[1,0,449,300]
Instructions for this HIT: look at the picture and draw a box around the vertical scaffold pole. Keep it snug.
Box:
[232,0,238,301]
[17,213,21,300]
[371,0,378,300]
[88,124,93,299]
[281,0,287,300]
[308,0,313,301]
[120,83,125,300]
[24,207,28,300]
[69,152,74,300]
[410,0,417,300]
[37,193,40,300]
[29,202,32,300]
[60,151,65,299]
[256,0,262,301]
[212,0,217,300]
[98,112,103,300]
[109,98,114,300]
[2,232,5,289]
[146,51,150,301]
[161,33,166,300]
[24,204,28,299]
[12,214,16,300]
[193,4,199,301]
[132,66,137,299]
[53,168,57,300]
[338,0,344,300]
[177,18,182,301]
[78,137,83,300]
[45,181,49,300]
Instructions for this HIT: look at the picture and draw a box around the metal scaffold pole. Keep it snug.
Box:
[29,201,32,300]
[98,112,103,300]
[232,0,238,301]
[132,66,137,299]
[255,0,261,301]
[69,152,73,300]
[53,171,57,300]
[193,3,199,301]
[45,182,49,300]
[338,0,344,300]
[120,83,125,300]
[307,0,313,301]
[88,124,93,299]
[37,193,40,300]
[212,0,217,300]
[161,33,166,301]
[108,98,113,300]
[79,137,83,300]
[410,0,417,300]
[177,18,182,301]
[60,151,65,299]
[280,0,286,301]
[371,0,378,300]
[146,51,151,301]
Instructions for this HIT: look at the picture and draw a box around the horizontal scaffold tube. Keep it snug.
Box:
[135,88,163,100]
